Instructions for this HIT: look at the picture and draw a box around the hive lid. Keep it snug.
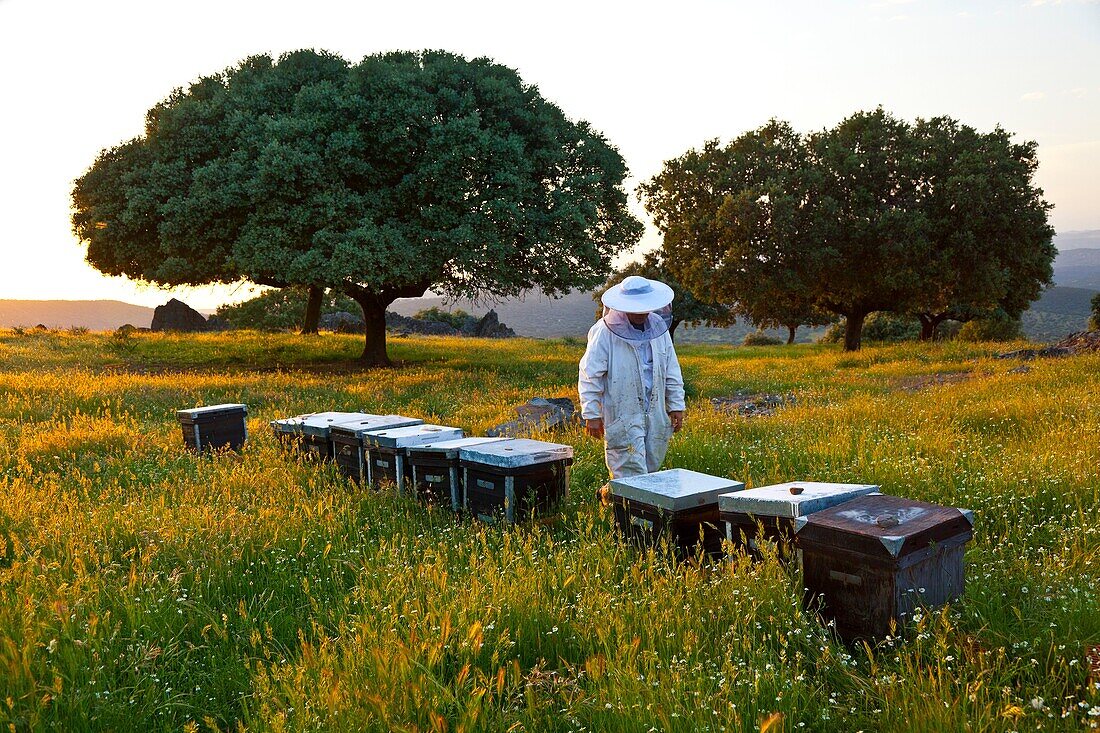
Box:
[325,414,424,438]
[178,403,248,418]
[610,469,745,512]
[408,437,512,459]
[363,424,464,448]
[793,494,974,560]
[459,438,573,468]
[718,481,880,518]
[270,412,379,437]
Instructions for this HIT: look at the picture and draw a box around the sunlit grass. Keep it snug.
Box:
[0,328,1097,731]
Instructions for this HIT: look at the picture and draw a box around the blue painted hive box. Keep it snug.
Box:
[177,403,248,453]
[610,469,744,558]
[406,437,513,510]
[459,439,573,524]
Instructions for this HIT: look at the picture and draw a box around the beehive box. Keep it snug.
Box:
[362,424,465,493]
[406,437,512,510]
[610,469,744,558]
[327,415,426,483]
[795,494,974,641]
[177,404,248,453]
[270,412,377,461]
[719,481,879,556]
[459,439,573,524]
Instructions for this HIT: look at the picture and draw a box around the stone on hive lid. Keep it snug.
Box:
[177,403,248,419]
[610,469,745,512]
[328,414,424,438]
[411,437,512,459]
[363,424,464,448]
[718,481,879,518]
[458,438,573,468]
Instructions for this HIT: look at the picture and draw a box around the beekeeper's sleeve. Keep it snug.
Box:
[665,341,686,412]
[578,322,610,420]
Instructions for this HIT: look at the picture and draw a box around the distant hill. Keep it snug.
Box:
[1054,229,1100,251]
[1052,248,1100,289]
[0,300,155,330]
[1021,285,1097,342]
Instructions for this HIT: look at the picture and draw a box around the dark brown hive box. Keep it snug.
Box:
[610,469,745,558]
[459,439,574,524]
[718,481,879,556]
[327,415,426,483]
[362,424,464,493]
[270,412,377,461]
[406,437,512,510]
[177,404,248,453]
[794,494,974,642]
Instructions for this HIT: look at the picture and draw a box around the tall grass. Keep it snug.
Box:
[0,329,1097,731]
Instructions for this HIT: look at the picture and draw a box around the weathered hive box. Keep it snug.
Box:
[270,412,377,461]
[177,404,248,453]
[719,481,879,555]
[459,439,573,524]
[406,437,512,510]
[362,424,465,493]
[327,415,427,482]
[795,494,974,641]
[610,469,744,558]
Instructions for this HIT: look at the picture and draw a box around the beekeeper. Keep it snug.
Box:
[578,275,686,480]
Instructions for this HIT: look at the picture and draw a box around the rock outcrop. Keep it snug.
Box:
[320,311,365,333]
[468,310,516,338]
[151,299,209,332]
[486,397,576,437]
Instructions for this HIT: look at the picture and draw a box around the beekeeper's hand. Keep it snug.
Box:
[585,418,604,438]
[668,411,684,433]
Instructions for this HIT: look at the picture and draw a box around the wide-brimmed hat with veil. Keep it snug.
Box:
[600,275,674,313]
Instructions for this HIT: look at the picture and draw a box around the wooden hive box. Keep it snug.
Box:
[459,439,574,524]
[361,424,465,493]
[270,412,377,461]
[719,481,879,557]
[610,469,744,558]
[326,415,426,483]
[178,404,248,453]
[406,437,512,510]
[794,494,974,642]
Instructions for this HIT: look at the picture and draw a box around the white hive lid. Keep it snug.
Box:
[610,469,745,512]
[409,437,512,459]
[363,424,464,448]
[178,403,248,418]
[269,412,377,437]
[718,481,880,518]
[459,438,573,468]
[326,414,424,438]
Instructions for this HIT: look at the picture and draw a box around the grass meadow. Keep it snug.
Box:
[0,328,1097,732]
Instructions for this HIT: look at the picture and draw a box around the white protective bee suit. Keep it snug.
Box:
[578,278,686,479]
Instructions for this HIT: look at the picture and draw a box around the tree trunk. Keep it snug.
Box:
[843,311,867,352]
[301,285,323,335]
[786,325,796,345]
[345,290,392,367]
[669,318,682,342]
[918,312,948,341]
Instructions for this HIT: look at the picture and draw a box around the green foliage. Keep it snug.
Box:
[957,310,1024,342]
[1,332,1098,731]
[595,250,735,337]
[413,307,471,330]
[1091,292,1100,330]
[72,49,642,363]
[641,109,1054,351]
[215,288,359,331]
[742,330,783,346]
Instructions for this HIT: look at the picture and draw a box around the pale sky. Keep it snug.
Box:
[1,0,1097,309]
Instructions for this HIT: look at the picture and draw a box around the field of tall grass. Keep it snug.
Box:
[0,328,1097,732]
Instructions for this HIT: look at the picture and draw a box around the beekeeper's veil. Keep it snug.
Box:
[600,275,675,341]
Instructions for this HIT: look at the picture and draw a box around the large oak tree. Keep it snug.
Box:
[641,110,1053,350]
[73,50,642,364]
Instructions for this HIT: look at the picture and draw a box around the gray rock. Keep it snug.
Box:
[995,346,1073,361]
[384,312,459,336]
[151,299,209,332]
[1008,364,1032,374]
[487,397,576,437]
[320,311,365,333]
[471,309,516,338]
